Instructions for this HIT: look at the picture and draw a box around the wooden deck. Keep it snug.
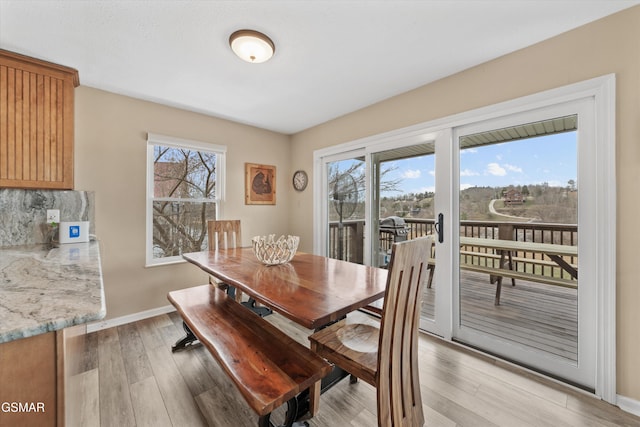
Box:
[422,270,577,362]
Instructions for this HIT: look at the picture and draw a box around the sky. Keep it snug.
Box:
[381,131,577,197]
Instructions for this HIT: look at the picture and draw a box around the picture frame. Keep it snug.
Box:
[245,163,276,205]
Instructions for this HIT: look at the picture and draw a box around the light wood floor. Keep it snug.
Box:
[67,310,640,427]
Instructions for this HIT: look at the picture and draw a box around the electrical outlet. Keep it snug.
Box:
[46,209,60,224]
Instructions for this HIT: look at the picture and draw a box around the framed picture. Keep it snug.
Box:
[245,163,276,205]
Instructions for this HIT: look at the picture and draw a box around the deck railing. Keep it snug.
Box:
[329,218,578,280]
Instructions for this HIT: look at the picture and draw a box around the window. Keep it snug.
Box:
[146,133,226,266]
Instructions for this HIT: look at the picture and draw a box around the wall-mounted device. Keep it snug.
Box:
[59,221,90,244]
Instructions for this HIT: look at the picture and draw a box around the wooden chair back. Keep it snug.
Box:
[309,235,431,425]
[207,219,242,250]
[377,235,431,426]
[207,220,242,301]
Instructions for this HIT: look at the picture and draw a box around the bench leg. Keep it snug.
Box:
[506,251,516,287]
[258,397,301,427]
[172,322,199,352]
[308,380,321,417]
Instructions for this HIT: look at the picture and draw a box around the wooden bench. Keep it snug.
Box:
[460,263,577,305]
[426,254,576,305]
[168,284,332,426]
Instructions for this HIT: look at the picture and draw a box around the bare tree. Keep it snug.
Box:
[152,147,217,258]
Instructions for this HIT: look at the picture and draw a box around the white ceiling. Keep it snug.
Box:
[1,1,638,135]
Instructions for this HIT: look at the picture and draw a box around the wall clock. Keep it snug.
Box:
[292,170,308,191]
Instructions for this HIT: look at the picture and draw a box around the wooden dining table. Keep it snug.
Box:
[182,247,389,330]
[181,247,389,421]
[183,248,387,420]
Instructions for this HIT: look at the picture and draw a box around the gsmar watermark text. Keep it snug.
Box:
[1,402,45,412]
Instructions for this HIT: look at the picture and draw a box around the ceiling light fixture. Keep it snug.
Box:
[229,29,275,63]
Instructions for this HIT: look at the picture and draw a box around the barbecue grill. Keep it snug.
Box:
[379,216,409,242]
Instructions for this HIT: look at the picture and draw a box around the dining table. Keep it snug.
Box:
[181,247,389,421]
[182,247,389,330]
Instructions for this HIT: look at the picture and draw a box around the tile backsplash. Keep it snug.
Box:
[0,189,95,246]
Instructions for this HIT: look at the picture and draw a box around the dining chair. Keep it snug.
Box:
[207,219,243,302]
[207,219,272,316]
[309,235,432,427]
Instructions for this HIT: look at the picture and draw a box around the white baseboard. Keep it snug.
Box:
[617,394,640,417]
[86,305,176,333]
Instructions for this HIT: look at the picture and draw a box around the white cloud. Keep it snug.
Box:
[486,163,506,176]
[401,169,421,179]
[460,183,474,190]
[460,168,479,177]
[504,163,523,173]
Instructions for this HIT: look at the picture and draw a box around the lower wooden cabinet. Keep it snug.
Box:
[0,325,86,427]
[0,332,58,426]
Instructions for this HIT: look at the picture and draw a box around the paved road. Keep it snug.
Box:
[488,199,536,222]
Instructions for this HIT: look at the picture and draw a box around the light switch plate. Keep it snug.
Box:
[46,209,60,224]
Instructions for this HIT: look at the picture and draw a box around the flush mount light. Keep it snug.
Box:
[229,29,275,63]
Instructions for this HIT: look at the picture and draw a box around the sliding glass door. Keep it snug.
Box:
[323,153,366,264]
[314,76,614,398]
[452,102,596,389]
[371,144,437,324]
[318,133,450,335]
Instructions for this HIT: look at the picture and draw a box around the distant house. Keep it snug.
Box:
[503,188,524,205]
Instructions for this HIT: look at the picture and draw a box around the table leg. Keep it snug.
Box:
[547,254,578,279]
[172,322,198,352]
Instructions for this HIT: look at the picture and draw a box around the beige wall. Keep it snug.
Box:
[290,7,640,401]
[71,6,640,402]
[74,87,291,320]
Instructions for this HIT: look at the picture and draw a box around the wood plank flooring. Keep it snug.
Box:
[70,310,640,427]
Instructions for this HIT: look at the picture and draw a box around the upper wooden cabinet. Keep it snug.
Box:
[0,49,79,189]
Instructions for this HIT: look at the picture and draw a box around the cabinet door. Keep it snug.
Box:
[0,332,57,427]
[0,50,78,189]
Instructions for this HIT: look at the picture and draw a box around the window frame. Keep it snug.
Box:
[145,133,226,267]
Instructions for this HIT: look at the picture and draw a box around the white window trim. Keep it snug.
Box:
[145,133,227,267]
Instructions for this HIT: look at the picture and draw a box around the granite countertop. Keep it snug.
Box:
[0,241,106,343]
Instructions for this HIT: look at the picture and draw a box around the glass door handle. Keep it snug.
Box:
[434,213,444,243]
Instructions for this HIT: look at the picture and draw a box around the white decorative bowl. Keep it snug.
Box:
[251,235,300,265]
